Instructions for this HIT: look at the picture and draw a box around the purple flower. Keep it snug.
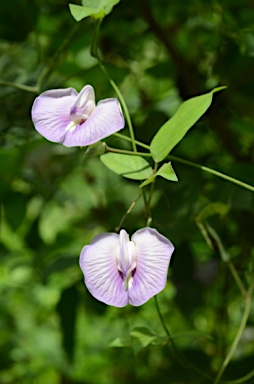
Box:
[80,227,174,307]
[31,85,124,147]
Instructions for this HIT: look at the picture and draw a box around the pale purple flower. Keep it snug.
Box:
[31,85,124,147]
[80,227,174,307]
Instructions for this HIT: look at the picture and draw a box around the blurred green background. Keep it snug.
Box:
[0,0,254,383]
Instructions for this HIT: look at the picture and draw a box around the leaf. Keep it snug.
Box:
[157,162,178,182]
[129,327,167,354]
[100,153,153,180]
[150,86,226,162]
[69,4,100,21]
[140,162,178,188]
[69,0,121,21]
[109,335,131,348]
[196,202,229,223]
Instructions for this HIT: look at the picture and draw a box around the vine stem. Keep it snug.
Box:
[213,283,254,384]
[113,133,254,192]
[105,145,151,157]
[154,296,215,381]
[115,191,143,232]
[37,22,82,91]
[0,80,38,93]
[91,19,137,152]
[167,155,254,193]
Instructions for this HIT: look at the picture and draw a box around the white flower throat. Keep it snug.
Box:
[66,94,96,132]
[117,230,137,291]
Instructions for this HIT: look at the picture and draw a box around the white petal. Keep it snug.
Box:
[63,98,124,147]
[129,228,174,306]
[70,85,96,121]
[80,233,129,307]
[31,88,78,143]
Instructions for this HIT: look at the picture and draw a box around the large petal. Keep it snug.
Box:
[80,233,129,307]
[129,228,174,306]
[31,88,78,144]
[63,98,125,147]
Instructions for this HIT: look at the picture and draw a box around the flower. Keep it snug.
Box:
[79,227,174,307]
[31,85,124,147]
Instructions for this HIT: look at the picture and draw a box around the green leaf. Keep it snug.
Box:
[150,86,226,162]
[69,0,121,21]
[100,153,153,180]
[109,335,131,348]
[69,4,100,21]
[140,162,178,188]
[157,162,178,182]
[196,202,229,223]
[129,327,167,354]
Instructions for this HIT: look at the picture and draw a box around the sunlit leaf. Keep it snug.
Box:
[100,153,152,180]
[150,86,226,162]
[157,162,178,182]
[140,162,178,188]
[69,4,100,21]
[69,0,121,21]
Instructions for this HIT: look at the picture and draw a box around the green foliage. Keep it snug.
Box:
[100,153,153,180]
[69,0,121,21]
[0,1,254,384]
[140,162,178,187]
[150,87,226,162]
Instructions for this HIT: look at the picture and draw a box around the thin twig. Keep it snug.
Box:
[213,283,254,384]
[0,80,38,93]
[115,192,143,232]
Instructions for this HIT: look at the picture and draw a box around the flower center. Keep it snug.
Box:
[66,100,96,132]
[117,230,137,291]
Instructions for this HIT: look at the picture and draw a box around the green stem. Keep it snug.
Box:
[99,61,137,152]
[105,145,151,157]
[37,22,82,91]
[0,80,38,93]
[91,20,137,152]
[227,262,247,299]
[114,132,150,150]
[167,155,254,193]
[225,369,254,384]
[213,284,254,384]
[116,191,143,231]
[113,134,254,192]
[154,296,215,381]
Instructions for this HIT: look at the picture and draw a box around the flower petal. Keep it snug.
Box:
[70,85,96,121]
[129,228,174,306]
[80,233,129,307]
[31,88,78,144]
[63,98,125,147]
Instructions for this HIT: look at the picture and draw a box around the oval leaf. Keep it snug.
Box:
[150,87,226,162]
[100,153,152,180]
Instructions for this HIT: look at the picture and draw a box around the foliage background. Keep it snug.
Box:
[0,0,254,383]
